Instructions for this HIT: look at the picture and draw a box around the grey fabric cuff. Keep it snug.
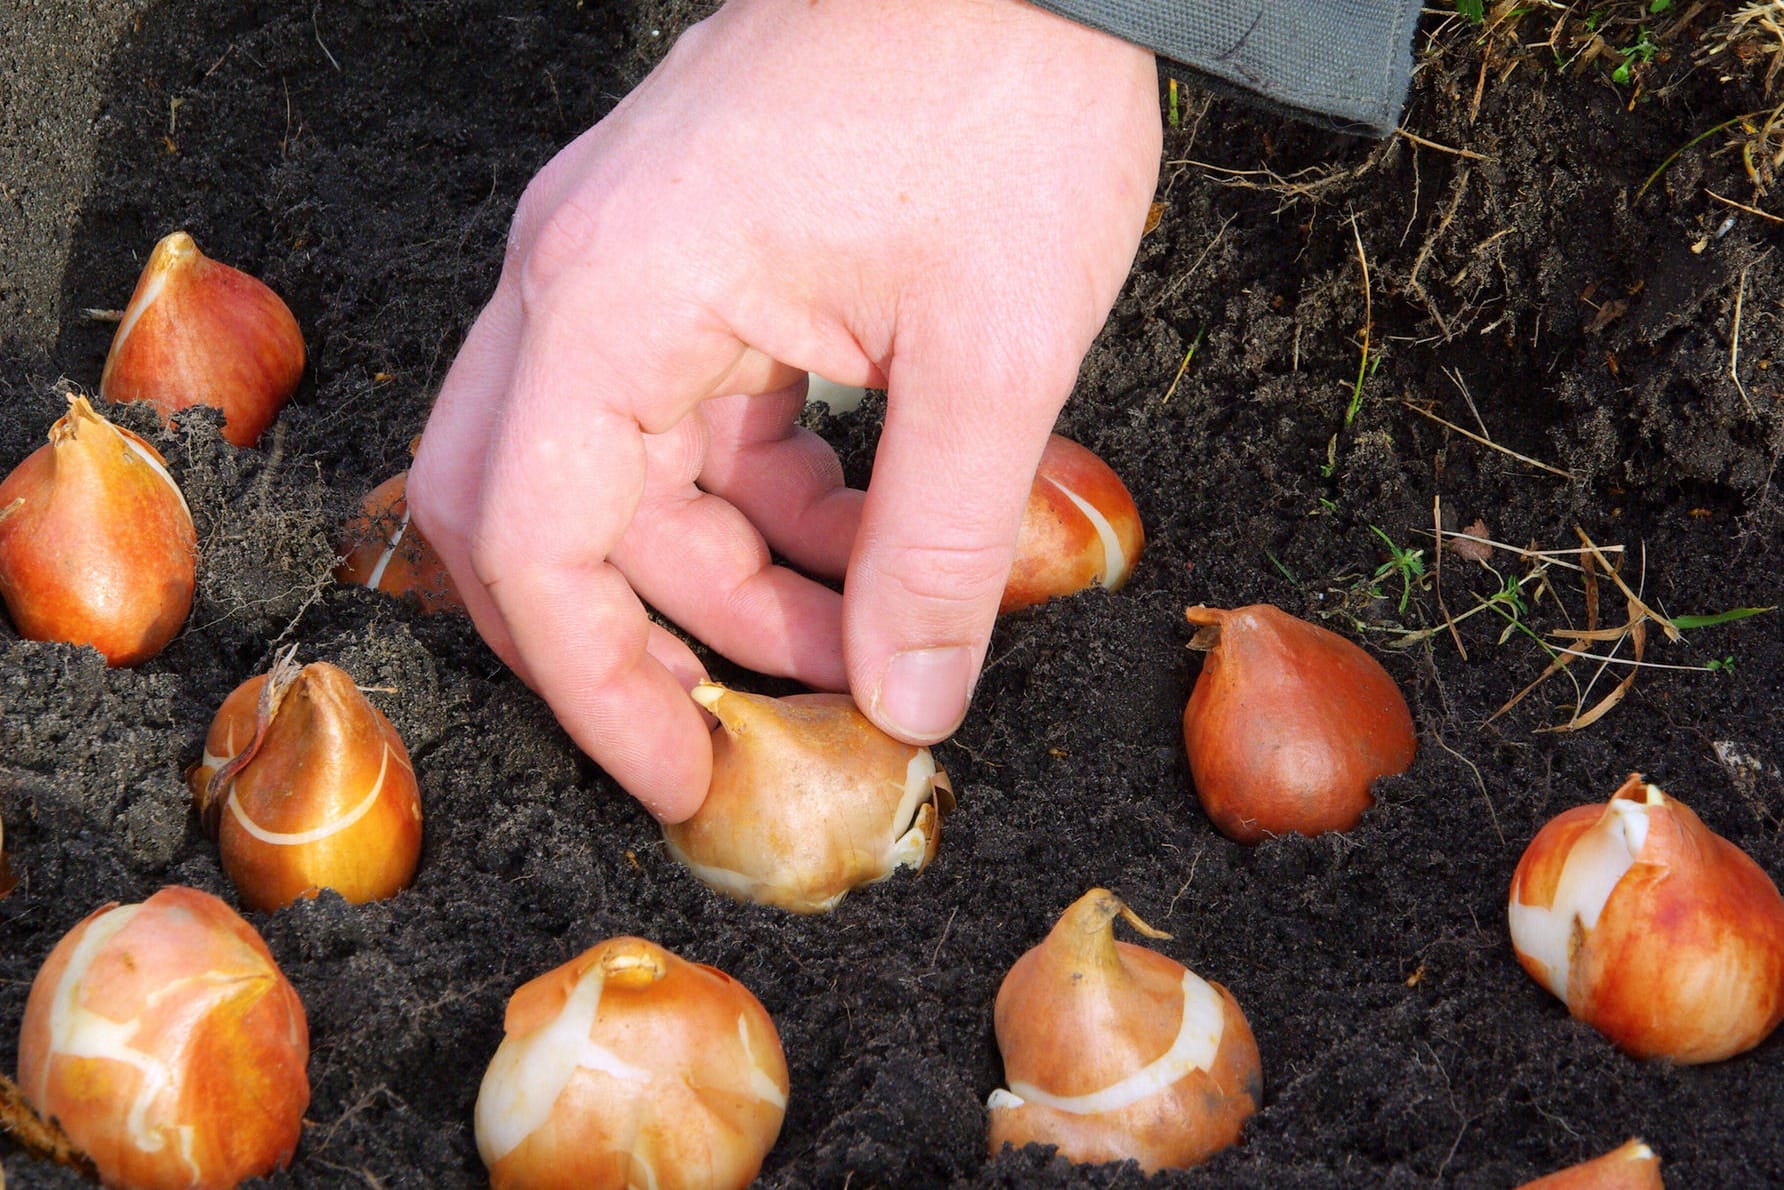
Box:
[1031,0,1424,136]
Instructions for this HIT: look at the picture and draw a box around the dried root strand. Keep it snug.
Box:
[0,1072,97,1177]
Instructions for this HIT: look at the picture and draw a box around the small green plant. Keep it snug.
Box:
[1612,27,1660,83]
[1319,440,1339,480]
[1648,0,1673,14]
[1363,528,1763,730]
[1366,523,1427,613]
[1457,0,1485,23]
[1344,346,1386,430]
[1319,216,1378,480]
[1380,558,1552,653]
[1264,550,1300,586]
[1478,570,1539,645]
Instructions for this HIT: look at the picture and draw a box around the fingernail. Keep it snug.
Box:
[873,646,973,742]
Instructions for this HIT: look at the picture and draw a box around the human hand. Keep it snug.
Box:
[407,0,1161,822]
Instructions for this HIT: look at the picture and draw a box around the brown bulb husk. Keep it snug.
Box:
[475,936,788,1190]
[1508,774,1784,1064]
[190,652,423,912]
[1517,1138,1664,1189]
[1182,603,1415,843]
[988,889,1261,1172]
[99,230,304,448]
[1000,434,1145,614]
[335,470,464,613]
[0,395,196,666]
[662,682,951,914]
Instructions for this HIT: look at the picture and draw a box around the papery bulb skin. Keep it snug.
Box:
[1181,603,1415,843]
[475,936,788,1190]
[988,889,1260,1172]
[662,682,951,914]
[189,655,423,912]
[335,471,463,613]
[1518,1138,1664,1189]
[0,395,196,666]
[17,886,310,1190]
[1508,774,1784,1064]
[99,231,304,448]
[1001,434,1145,614]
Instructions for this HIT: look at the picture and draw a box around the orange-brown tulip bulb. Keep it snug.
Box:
[17,886,310,1190]
[1509,774,1784,1064]
[988,889,1261,1172]
[0,395,196,666]
[476,936,788,1190]
[1001,434,1144,614]
[1517,1138,1664,1189]
[190,652,423,912]
[335,471,463,612]
[100,231,304,447]
[1182,603,1415,843]
[662,682,951,913]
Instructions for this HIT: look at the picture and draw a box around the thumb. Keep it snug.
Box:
[844,323,1081,743]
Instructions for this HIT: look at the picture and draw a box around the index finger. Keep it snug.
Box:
[466,270,770,819]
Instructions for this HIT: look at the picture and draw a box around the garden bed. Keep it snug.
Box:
[3,1,1782,1185]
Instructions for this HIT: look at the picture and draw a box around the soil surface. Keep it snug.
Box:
[3,2,1783,1187]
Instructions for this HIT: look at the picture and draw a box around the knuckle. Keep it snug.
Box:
[465,521,516,594]
[875,540,1011,611]
[642,418,709,492]
[510,188,602,307]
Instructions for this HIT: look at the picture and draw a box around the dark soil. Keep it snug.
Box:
[3,2,1783,1187]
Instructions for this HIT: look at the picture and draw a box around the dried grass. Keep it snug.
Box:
[1702,1,1784,94]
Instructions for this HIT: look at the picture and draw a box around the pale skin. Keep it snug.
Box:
[407,0,1162,822]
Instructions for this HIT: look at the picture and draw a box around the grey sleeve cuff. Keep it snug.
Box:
[1029,0,1424,136]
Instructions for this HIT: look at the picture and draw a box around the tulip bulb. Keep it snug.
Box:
[1181,603,1415,843]
[1001,434,1145,614]
[0,395,196,666]
[1508,774,1784,1064]
[476,936,788,1190]
[190,649,423,912]
[988,889,1261,1172]
[662,682,951,914]
[335,470,464,612]
[17,886,310,1190]
[99,230,305,448]
[1518,1138,1663,1189]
